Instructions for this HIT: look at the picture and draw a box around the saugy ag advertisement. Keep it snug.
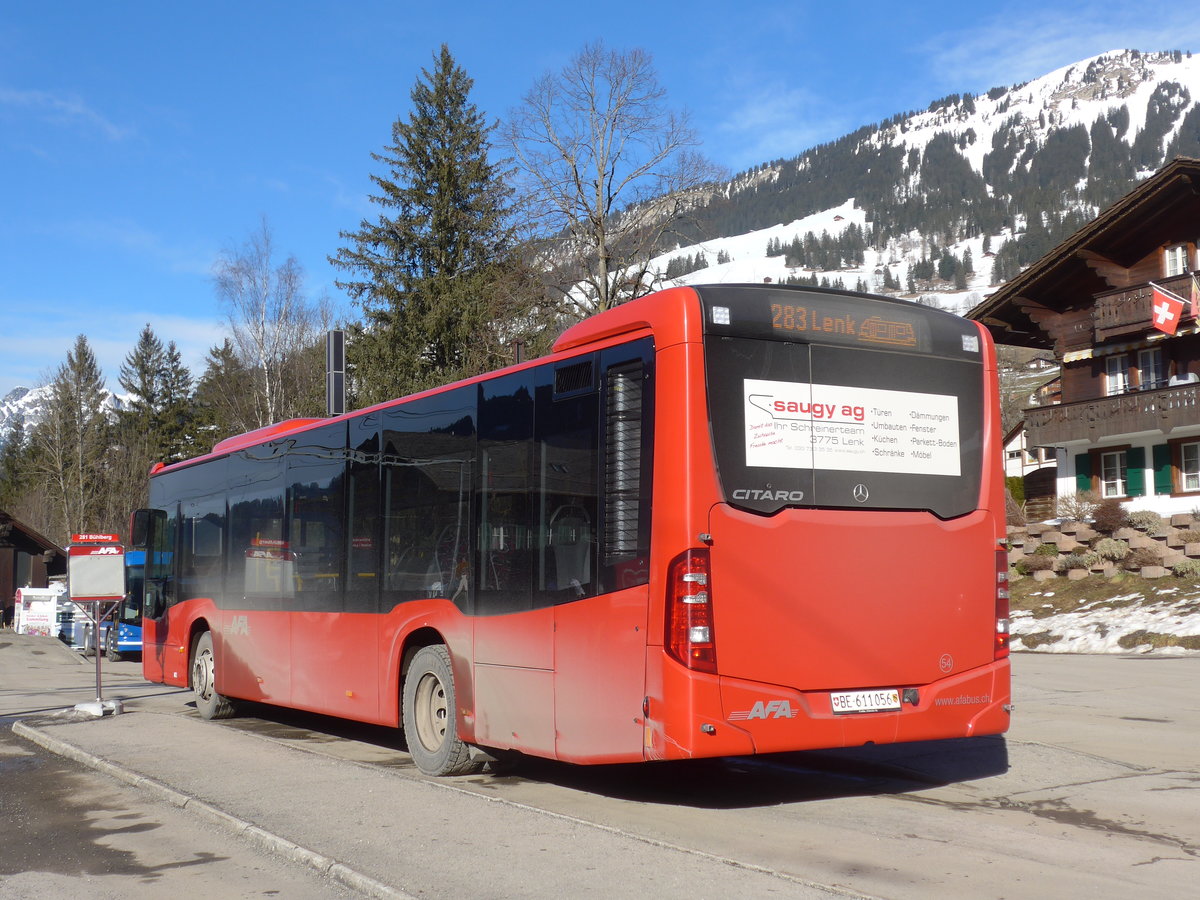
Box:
[744,379,960,476]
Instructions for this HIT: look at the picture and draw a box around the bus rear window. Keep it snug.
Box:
[705,336,984,518]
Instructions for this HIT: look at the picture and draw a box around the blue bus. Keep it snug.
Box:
[71,550,144,660]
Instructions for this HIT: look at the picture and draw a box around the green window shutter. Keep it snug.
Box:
[1126,446,1146,497]
[1152,444,1173,495]
[1074,453,1092,492]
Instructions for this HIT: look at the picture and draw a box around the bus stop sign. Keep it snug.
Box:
[67,534,126,717]
[68,535,125,601]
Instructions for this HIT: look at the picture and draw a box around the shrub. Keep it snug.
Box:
[1005,489,1026,526]
[1057,490,1099,522]
[1015,555,1055,575]
[1172,558,1200,578]
[1128,510,1164,534]
[1093,538,1130,561]
[1057,551,1099,571]
[1122,546,1162,570]
[1006,476,1025,505]
[1033,542,1060,556]
[1178,530,1200,543]
[1092,498,1129,534]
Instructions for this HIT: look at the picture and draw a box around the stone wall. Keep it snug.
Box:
[1007,513,1200,580]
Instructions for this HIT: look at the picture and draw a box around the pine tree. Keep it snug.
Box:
[115,325,196,464]
[194,339,254,446]
[331,44,533,405]
[31,335,109,539]
[118,324,165,432]
[159,341,195,460]
[0,413,29,512]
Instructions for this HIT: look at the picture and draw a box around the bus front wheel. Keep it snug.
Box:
[105,627,122,662]
[191,631,236,720]
[402,645,475,776]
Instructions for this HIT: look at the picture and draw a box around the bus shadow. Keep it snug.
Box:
[194,696,1003,811]
[486,736,1010,808]
[209,700,1009,809]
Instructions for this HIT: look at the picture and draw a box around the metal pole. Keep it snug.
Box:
[93,600,102,703]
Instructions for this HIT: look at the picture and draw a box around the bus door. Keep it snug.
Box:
[472,371,556,755]
[131,507,175,684]
[551,347,654,763]
[286,423,377,718]
[225,461,291,706]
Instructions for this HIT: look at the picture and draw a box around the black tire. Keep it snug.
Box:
[191,631,237,720]
[402,644,475,776]
[105,627,122,662]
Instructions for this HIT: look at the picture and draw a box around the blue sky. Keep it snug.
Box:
[3,1,1198,399]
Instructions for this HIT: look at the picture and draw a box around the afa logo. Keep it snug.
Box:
[224,615,251,637]
[728,699,799,721]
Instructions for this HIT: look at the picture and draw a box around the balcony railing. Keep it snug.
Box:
[1025,381,1200,445]
[1093,273,1196,341]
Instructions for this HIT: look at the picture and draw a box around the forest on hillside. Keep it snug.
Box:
[4,48,1200,544]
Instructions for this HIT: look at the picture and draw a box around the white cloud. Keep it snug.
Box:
[0,307,223,397]
[714,82,854,171]
[47,218,216,277]
[0,86,132,141]
[922,4,1200,97]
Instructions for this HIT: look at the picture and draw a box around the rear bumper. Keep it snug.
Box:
[646,657,1010,760]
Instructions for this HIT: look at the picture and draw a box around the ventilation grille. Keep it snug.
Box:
[604,362,643,563]
[555,360,594,395]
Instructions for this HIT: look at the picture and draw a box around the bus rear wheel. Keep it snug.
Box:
[191,631,236,720]
[402,645,475,776]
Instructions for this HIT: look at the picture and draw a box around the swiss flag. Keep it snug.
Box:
[1151,287,1185,335]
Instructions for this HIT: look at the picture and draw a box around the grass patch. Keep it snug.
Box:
[1009,572,1148,617]
[1116,631,1200,651]
[1015,631,1063,649]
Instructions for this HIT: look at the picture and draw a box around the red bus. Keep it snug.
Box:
[130,283,1010,776]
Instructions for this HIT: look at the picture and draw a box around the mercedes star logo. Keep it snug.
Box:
[853,484,869,503]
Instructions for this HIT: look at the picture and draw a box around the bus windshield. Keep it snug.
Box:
[698,286,985,518]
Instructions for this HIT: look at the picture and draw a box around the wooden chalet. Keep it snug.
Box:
[971,157,1200,516]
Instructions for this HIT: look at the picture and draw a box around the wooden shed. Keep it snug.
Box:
[0,510,66,627]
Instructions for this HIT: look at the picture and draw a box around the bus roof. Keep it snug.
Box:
[151,283,952,478]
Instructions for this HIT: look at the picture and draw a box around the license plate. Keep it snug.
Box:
[830,688,901,715]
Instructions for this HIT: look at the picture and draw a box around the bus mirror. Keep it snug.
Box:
[129,509,153,549]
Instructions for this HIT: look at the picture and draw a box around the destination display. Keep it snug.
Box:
[743,378,961,476]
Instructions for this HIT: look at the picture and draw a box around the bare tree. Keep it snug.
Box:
[505,42,724,317]
[213,218,331,430]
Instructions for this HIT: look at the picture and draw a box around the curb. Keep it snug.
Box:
[12,718,416,900]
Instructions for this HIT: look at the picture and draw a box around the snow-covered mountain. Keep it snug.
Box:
[651,49,1200,317]
[0,386,52,443]
[0,385,128,449]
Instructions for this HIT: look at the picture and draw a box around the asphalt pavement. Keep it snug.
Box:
[1,633,842,900]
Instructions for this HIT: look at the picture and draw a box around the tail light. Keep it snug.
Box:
[995,549,1011,659]
[665,549,717,673]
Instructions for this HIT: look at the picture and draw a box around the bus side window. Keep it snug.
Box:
[601,346,652,590]
[535,359,599,604]
[380,388,475,610]
[347,418,381,614]
[478,373,534,614]
[180,501,226,604]
[287,423,348,611]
